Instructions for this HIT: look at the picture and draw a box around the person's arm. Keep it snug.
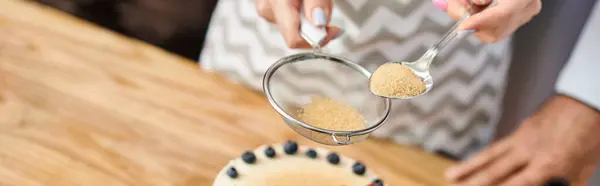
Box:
[555,2,600,111]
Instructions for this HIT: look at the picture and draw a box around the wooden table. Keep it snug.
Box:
[0,0,454,185]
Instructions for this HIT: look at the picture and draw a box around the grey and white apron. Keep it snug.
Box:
[199,0,512,158]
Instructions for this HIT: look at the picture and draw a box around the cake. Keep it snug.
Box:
[213,141,384,186]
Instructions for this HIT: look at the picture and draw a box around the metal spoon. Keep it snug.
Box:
[369,1,482,99]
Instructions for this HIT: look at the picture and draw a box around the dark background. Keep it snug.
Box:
[32,0,219,61]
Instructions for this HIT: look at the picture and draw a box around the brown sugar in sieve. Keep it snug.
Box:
[296,96,366,131]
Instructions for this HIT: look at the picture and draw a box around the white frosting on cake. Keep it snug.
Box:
[213,142,383,186]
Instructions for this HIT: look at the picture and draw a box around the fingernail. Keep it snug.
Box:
[312,8,326,26]
[432,0,448,11]
[333,29,345,39]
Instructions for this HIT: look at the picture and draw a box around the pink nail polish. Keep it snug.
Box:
[432,0,448,11]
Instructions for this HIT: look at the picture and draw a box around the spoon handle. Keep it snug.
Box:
[431,14,472,53]
[415,1,494,68]
[430,7,474,54]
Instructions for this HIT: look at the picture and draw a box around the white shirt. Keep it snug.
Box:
[556,2,600,110]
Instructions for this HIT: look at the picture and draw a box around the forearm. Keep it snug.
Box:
[555,2,600,111]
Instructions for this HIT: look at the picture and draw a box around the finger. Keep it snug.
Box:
[498,156,576,186]
[445,0,470,21]
[458,5,511,43]
[271,0,308,48]
[255,0,275,23]
[515,0,541,28]
[459,4,508,30]
[303,0,332,27]
[472,0,493,6]
[498,164,555,186]
[473,31,501,43]
[572,163,597,186]
[467,8,521,43]
[432,0,449,11]
[468,0,540,42]
[457,151,528,186]
[317,26,343,46]
[445,138,512,181]
[526,0,542,17]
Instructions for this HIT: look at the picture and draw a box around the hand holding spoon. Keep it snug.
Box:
[369,1,485,99]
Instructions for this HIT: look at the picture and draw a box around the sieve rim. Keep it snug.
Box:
[262,52,392,138]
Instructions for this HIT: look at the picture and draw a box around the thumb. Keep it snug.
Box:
[458,5,505,31]
[302,0,333,27]
[271,0,309,48]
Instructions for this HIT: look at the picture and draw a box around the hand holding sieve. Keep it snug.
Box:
[369,1,491,100]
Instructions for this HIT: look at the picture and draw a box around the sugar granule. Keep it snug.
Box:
[369,63,426,98]
[297,97,366,131]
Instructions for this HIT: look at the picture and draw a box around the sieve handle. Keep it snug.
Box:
[332,133,351,145]
[299,8,327,50]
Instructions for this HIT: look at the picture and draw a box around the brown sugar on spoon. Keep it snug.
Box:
[297,97,366,131]
[370,63,426,98]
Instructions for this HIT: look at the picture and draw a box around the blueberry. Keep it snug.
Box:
[372,179,383,186]
[352,162,366,175]
[283,141,298,155]
[264,146,276,158]
[305,148,317,158]
[241,151,256,164]
[544,178,569,186]
[326,152,340,165]
[227,167,238,178]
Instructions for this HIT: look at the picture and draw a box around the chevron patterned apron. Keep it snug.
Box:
[199,0,512,158]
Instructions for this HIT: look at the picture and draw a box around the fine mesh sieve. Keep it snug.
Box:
[262,51,392,146]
